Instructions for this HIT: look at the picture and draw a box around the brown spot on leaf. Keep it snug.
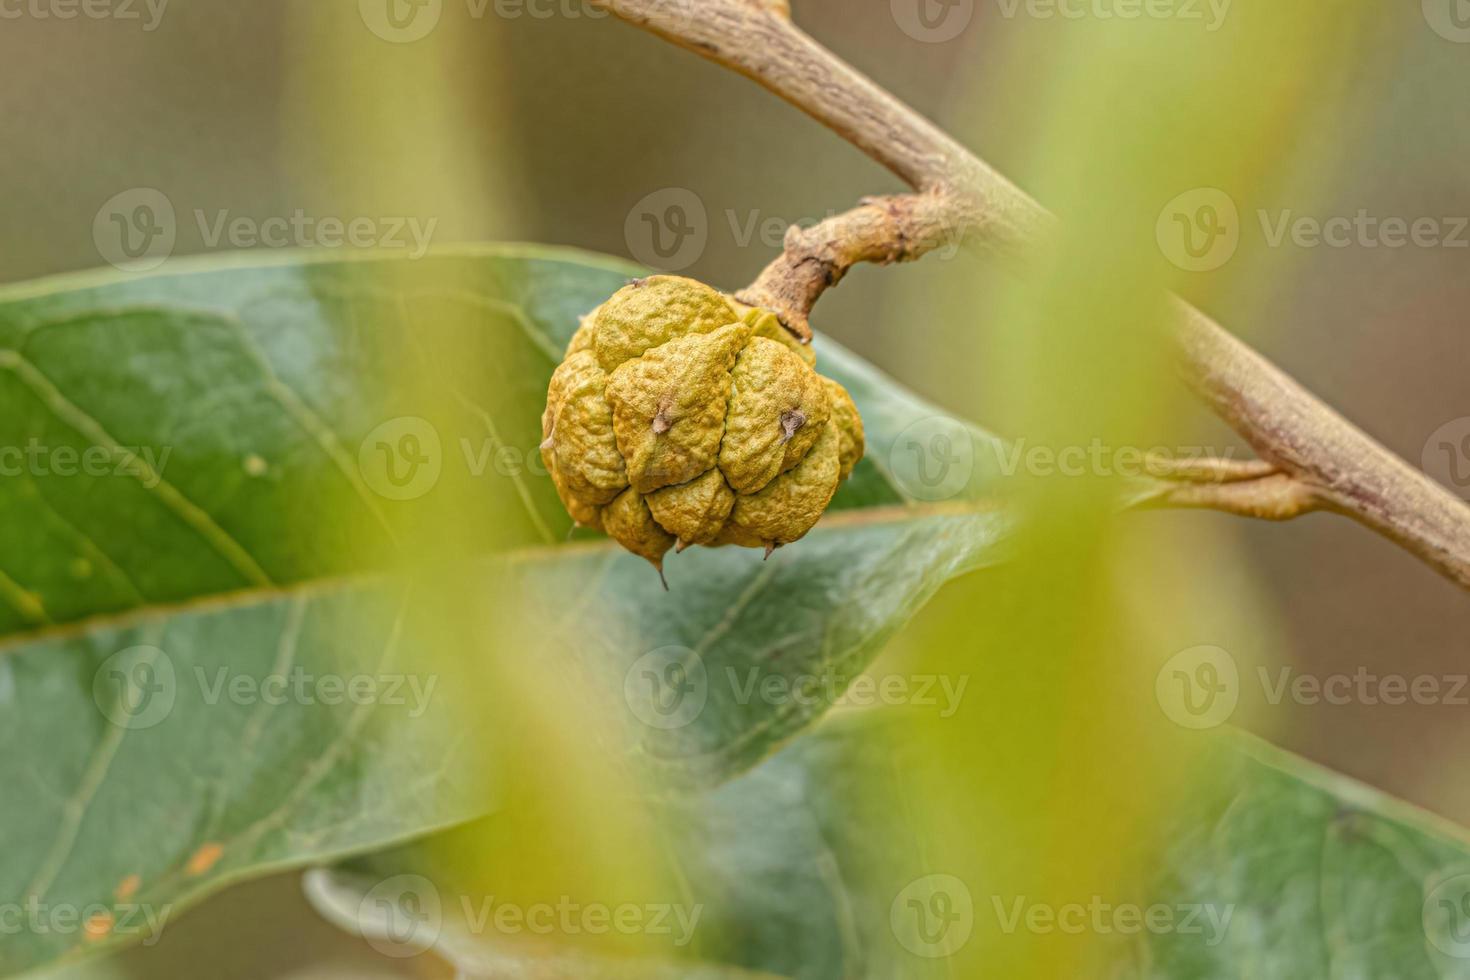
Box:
[186,842,224,876]
[83,911,114,943]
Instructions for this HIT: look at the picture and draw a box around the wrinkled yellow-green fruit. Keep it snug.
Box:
[540,274,865,575]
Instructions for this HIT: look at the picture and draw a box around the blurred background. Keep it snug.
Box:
[6,0,1468,975]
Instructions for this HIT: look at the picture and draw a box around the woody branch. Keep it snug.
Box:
[591,0,1470,592]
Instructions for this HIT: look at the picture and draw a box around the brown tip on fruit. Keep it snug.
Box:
[779,409,806,444]
[675,538,691,553]
[539,435,555,451]
[763,541,777,560]
[656,563,669,591]
[652,407,673,435]
[628,277,648,288]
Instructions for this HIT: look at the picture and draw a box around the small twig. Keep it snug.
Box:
[1141,455,1280,485]
[734,193,958,341]
[1144,474,1320,522]
[592,0,1470,592]
[1129,458,1320,522]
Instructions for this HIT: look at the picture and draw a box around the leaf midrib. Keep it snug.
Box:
[0,501,995,657]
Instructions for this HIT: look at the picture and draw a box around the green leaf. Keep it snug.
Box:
[0,246,1003,641]
[0,506,1010,975]
[0,246,1007,976]
[683,719,1470,979]
[318,712,1470,980]
[497,506,1010,788]
[0,247,622,635]
[0,582,494,975]
[14,246,1464,980]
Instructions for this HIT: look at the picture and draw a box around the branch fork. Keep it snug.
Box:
[734,192,954,341]
[595,0,1470,591]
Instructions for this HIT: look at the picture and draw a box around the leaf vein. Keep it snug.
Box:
[0,349,274,588]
